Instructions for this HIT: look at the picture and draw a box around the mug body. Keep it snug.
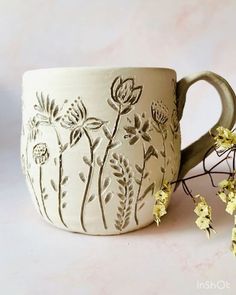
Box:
[21,67,180,235]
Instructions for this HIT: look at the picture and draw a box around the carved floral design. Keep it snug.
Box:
[22,75,178,233]
[124,113,158,225]
[110,153,134,231]
[61,98,105,232]
[151,100,169,186]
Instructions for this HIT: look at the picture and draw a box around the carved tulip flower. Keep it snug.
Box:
[33,143,49,165]
[109,77,143,113]
[61,98,105,146]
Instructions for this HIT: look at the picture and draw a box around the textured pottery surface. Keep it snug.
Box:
[21,67,181,235]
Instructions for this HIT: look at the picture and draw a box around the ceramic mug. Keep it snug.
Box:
[21,67,236,235]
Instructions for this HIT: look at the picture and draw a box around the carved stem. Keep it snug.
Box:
[134,143,146,225]
[160,126,166,186]
[25,136,43,216]
[52,125,68,228]
[98,105,121,229]
[39,165,52,223]
[80,128,94,232]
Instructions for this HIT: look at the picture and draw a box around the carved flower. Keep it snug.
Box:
[33,143,49,165]
[61,98,105,146]
[170,109,179,133]
[124,114,151,145]
[111,76,142,106]
[151,100,169,125]
[27,116,39,141]
[34,92,61,125]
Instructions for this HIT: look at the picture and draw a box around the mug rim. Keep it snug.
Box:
[23,66,176,77]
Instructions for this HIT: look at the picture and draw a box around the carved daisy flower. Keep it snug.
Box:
[124,114,151,145]
[33,143,49,165]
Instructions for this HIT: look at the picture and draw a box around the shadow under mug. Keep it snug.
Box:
[21,67,236,235]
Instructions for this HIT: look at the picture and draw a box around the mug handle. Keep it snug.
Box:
[176,71,236,180]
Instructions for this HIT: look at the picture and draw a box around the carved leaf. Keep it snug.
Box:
[88,194,96,202]
[62,191,67,198]
[138,203,145,210]
[121,105,132,115]
[61,176,69,185]
[103,125,112,140]
[105,192,113,204]
[83,156,91,166]
[70,127,83,147]
[61,143,68,153]
[107,98,119,111]
[84,117,105,130]
[103,178,111,192]
[79,172,86,183]
[161,167,166,173]
[160,150,166,158]
[92,137,101,151]
[135,164,143,174]
[97,156,103,167]
[62,202,67,208]
[50,179,57,192]
[108,141,121,150]
[138,183,155,202]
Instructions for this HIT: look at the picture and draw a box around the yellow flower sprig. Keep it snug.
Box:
[153,181,171,225]
[217,178,236,215]
[214,126,236,149]
[194,195,215,238]
[231,216,236,256]
[217,178,236,256]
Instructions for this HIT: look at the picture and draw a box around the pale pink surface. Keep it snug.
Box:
[0,0,236,294]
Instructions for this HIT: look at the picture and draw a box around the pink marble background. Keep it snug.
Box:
[0,1,235,294]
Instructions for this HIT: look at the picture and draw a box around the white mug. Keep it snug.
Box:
[21,67,236,235]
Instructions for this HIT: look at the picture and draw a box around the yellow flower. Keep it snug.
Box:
[195,216,211,230]
[217,192,227,203]
[214,126,236,149]
[154,190,169,204]
[219,178,236,191]
[194,196,212,218]
[154,181,172,205]
[226,200,236,215]
[231,241,236,256]
[228,191,236,202]
[153,203,167,225]
[232,227,236,241]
